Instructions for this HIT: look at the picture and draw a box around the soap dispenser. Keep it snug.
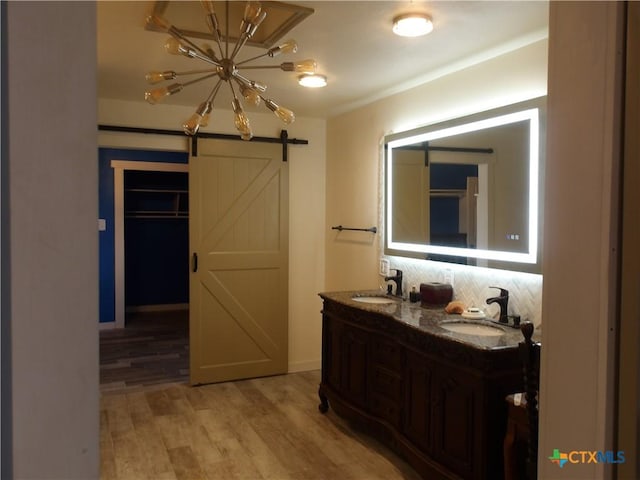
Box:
[409,285,420,303]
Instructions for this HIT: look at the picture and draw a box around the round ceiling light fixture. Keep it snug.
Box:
[298,73,327,88]
[392,13,434,37]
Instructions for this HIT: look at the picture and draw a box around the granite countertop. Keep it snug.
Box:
[319,290,541,351]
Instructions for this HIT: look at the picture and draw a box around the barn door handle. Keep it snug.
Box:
[192,252,198,272]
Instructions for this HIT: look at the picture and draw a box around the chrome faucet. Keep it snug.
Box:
[486,287,509,324]
[385,269,403,297]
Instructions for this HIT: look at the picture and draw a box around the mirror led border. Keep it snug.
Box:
[386,107,539,264]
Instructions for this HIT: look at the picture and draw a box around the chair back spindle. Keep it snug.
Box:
[519,322,541,480]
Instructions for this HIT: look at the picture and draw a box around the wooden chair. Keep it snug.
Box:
[504,322,540,480]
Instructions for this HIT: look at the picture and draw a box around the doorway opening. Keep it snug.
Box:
[99,153,190,392]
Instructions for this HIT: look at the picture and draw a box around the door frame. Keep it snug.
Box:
[110,160,188,328]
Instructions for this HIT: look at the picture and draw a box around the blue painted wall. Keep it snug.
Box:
[430,163,478,235]
[98,148,188,323]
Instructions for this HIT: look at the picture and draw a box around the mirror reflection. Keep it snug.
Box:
[384,97,545,271]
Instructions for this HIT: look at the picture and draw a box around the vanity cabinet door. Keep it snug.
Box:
[321,315,343,391]
[403,349,435,453]
[431,365,483,479]
[341,324,369,409]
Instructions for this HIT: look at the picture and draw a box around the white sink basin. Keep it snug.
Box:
[440,322,505,337]
[352,296,397,305]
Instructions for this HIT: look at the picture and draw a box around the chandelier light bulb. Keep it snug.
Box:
[241,2,266,37]
[200,0,216,15]
[240,84,261,106]
[164,38,192,57]
[243,2,265,25]
[183,101,212,135]
[243,2,261,20]
[392,13,434,37]
[280,59,317,73]
[183,115,202,136]
[274,105,295,124]
[146,14,172,33]
[268,39,298,57]
[145,71,176,84]
[265,99,295,124]
[144,83,183,104]
[232,99,253,139]
[293,59,317,74]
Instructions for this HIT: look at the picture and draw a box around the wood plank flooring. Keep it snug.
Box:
[100,310,189,393]
[100,310,421,479]
[101,371,421,480]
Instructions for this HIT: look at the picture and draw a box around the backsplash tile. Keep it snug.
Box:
[380,256,543,326]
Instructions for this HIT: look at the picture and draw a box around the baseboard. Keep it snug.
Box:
[288,359,321,373]
[99,321,116,330]
[125,303,189,313]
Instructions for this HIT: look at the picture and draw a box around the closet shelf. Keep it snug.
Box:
[125,185,188,220]
[430,188,467,198]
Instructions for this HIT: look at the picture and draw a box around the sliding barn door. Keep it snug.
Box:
[189,138,288,385]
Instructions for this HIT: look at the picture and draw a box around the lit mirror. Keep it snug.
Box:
[384,97,545,273]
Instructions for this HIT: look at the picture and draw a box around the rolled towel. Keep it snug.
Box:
[445,300,465,314]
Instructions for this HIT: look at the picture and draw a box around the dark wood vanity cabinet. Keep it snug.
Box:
[318,297,522,480]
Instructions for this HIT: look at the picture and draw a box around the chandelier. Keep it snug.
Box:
[144,1,318,139]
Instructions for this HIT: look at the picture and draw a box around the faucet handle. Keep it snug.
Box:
[489,286,509,297]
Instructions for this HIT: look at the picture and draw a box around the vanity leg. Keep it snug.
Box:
[318,386,329,413]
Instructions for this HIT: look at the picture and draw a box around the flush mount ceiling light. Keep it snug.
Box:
[298,73,327,88]
[144,1,319,139]
[392,13,434,37]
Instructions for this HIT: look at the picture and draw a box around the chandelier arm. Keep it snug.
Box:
[200,1,225,58]
[202,13,225,60]
[174,68,220,77]
[206,78,224,103]
[232,71,267,92]
[181,72,220,89]
[235,52,270,66]
[231,75,247,88]
[169,27,220,63]
[230,35,250,62]
[232,71,254,86]
[237,65,284,70]
[187,49,222,67]
[224,0,230,59]
[228,77,239,101]
[211,34,225,62]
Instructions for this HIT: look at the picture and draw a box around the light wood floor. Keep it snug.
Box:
[100,370,421,480]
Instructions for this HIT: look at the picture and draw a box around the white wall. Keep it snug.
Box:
[325,39,548,324]
[539,3,623,478]
[6,2,99,478]
[98,98,326,372]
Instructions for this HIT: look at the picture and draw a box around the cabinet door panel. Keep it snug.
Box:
[342,325,368,408]
[432,370,481,478]
[372,337,403,372]
[371,365,403,401]
[322,317,343,390]
[403,351,434,452]
[371,393,401,427]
